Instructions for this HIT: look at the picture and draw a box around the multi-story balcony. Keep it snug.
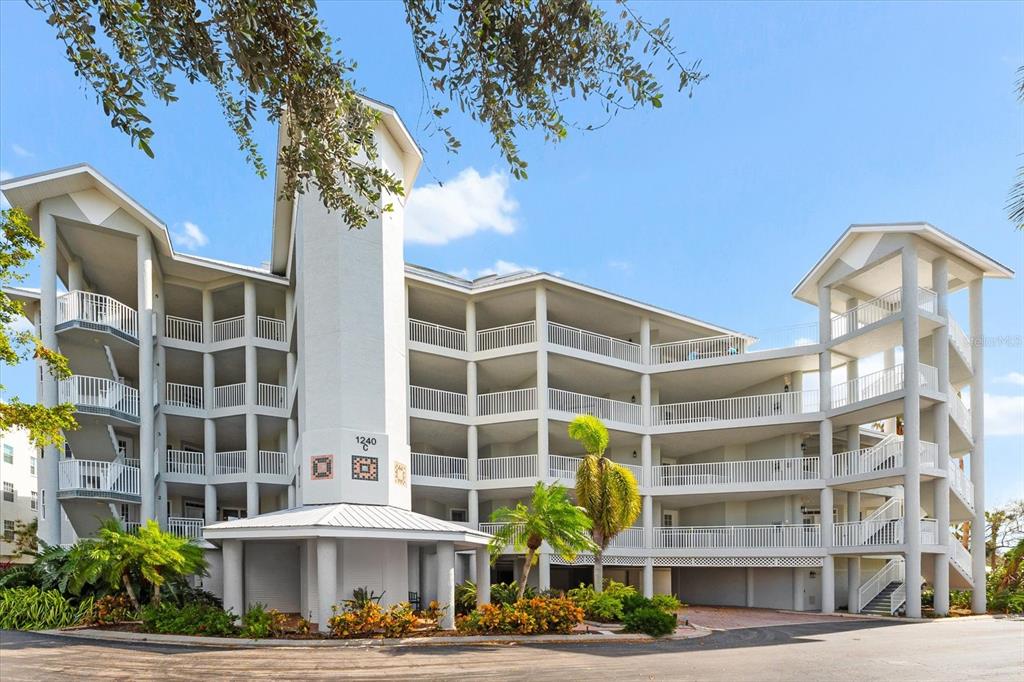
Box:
[548,454,644,486]
[651,389,817,428]
[56,290,139,343]
[477,388,537,417]
[476,321,536,352]
[829,286,937,340]
[59,375,140,423]
[547,322,641,364]
[949,389,972,440]
[58,458,141,502]
[167,516,204,539]
[650,456,819,489]
[162,448,292,483]
[163,313,286,346]
[830,363,938,411]
[654,524,821,551]
[548,388,643,427]
[162,381,287,414]
[831,436,938,481]
[832,518,940,549]
[408,319,466,352]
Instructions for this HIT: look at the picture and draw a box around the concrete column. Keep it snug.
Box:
[643,559,654,598]
[883,347,898,435]
[640,316,651,365]
[793,569,804,611]
[968,277,986,614]
[468,488,479,528]
[37,209,61,546]
[538,553,551,592]
[847,491,861,612]
[202,289,214,344]
[466,361,478,417]
[536,285,549,477]
[137,233,156,522]
[316,538,337,632]
[246,412,259,516]
[640,374,651,434]
[902,245,923,619]
[642,494,653,551]
[436,541,456,629]
[746,567,755,607]
[203,351,215,410]
[465,299,477,353]
[475,547,491,607]
[223,539,244,617]
[467,424,478,484]
[204,484,218,525]
[67,257,85,292]
[819,415,834,614]
[933,257,951,616]
[287,417,297,504]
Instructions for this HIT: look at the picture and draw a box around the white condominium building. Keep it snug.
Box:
[0,428,38,563]
[1,100,1012,629]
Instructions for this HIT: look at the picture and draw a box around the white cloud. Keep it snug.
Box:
[608,260,633,273]
[11,144,32,158]
[451,259,537,280]
[171,221,209,251]
[994,371,1024,387]
[406,168,519,245]
[985,393,1024,436]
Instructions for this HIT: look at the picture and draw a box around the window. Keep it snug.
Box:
[2,482,14,502]
[449,509,468,523]
[30,491,38,510]
[3,520,13,542]
[2,444,12,464]
[29,455,37,476]
[40,489,45,519]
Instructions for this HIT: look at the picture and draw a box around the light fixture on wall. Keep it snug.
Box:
[632,450,638,459]
[800,441,806,453]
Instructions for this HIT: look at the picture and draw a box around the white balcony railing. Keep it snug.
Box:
[167,517,204,539]
[214,383,245,409]
[165,382,204,410]
[549,388,644,426]
[949,391,972,439]
[478,522,519,537]
[548,454,583,481]
[476,321,536,351]
[652,390,816,427]
[257,450,288,475]
[257,383,287,409]
[165,449,205,476]
[58,459,140,497]
[832,518,903,547]
[948,459,975,510]
[830,287,936,339]
[607,527,645,549]
[478,454,538,481]
[59,376,140,419]
[257,316,286,343]
[212,316,244,342]
[215,450,246,475]
[950,540,972,579]
[652,456,819,488]
[57,290,138,340]
[409,386,467,416]
[832,436,938,478]
[920,519,939,545]
[411,453,468,480]
[654,524,820,549]
[165,315,203,343]
[547,322,641,364]
[650,335,748,364]
[477,388,537,416]
[408,319,467,351]
[948,317,972,369]
[747,323,820,352]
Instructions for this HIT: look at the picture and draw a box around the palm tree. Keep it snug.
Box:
[488,481,597,600]
[570,414,641,593]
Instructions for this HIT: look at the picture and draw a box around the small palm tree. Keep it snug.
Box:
[488,481,597,600]
[570,414,641,593]
[88,519,206,608]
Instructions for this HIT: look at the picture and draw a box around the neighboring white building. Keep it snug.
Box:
[0,428,38,563]
[0,100,1013,627]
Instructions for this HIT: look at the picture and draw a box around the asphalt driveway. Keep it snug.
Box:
[1,616,1020,681]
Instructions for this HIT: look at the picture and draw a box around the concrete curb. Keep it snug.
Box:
[41,626,711,649]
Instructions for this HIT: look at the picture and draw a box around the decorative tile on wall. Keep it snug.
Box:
[310,454,334,480]
[351,455,379,481]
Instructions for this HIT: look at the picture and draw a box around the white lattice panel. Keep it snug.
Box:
[651,556,824,568]
[550,554,647,567]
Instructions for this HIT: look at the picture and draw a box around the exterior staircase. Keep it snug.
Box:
[861,580,905,616]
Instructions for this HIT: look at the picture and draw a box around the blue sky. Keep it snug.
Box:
[1,2,1021,506]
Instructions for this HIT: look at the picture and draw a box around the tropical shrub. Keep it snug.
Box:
[344,586,384,609]
[650,594,683,613]
[140,601,237,636]
[620,593,652,614]
[85,594,137,625]
[622,605,677,637]
[240,602,289,639]
[419,599,446,626]
[590,592,625,622]
[490,581,535,606]
[567,580,637,622]
[0,587,94,630]
[328,601,418,639]
[455,580,477,615]
[457,596,584,635]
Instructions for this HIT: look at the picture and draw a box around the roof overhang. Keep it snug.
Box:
[269,96,424,277]
[792,223,1014,305]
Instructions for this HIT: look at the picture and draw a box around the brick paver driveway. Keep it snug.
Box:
[682,605,874,630]
[1,616,1020,681]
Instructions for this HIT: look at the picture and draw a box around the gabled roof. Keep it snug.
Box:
[792,222,1014,304]
[202,502,491,546]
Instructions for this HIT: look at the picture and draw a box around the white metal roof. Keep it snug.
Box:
[202,503,492,546]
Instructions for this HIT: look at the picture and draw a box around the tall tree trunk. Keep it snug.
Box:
[593,551,604,593]
[122,572,140,611]
[518,549,535,600]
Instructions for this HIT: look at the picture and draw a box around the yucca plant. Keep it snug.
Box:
[570,414,641,592]
[488,482,597,600]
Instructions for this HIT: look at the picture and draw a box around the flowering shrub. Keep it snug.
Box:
[456,596,584,635]
[85,594,137,624]
[328,601,418,639]
[240,602,289,639]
